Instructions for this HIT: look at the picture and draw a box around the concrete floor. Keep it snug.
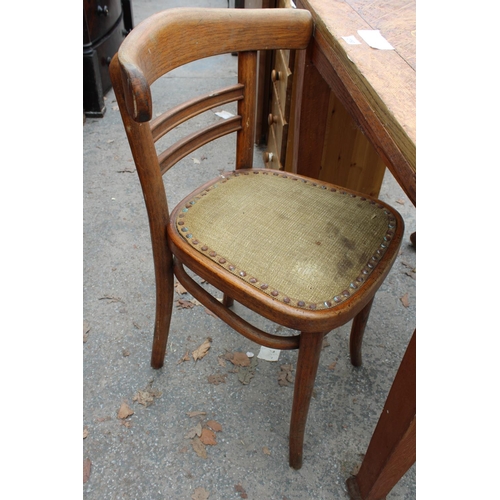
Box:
[83,1,416,498]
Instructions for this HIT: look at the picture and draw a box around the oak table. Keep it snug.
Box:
[289,1,416,498]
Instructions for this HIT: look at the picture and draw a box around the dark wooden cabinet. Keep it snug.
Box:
[83,0,133,117]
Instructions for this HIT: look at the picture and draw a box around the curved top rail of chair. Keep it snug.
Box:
[115,7,313,122]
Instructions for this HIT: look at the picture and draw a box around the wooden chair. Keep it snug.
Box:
[110,7,404,470]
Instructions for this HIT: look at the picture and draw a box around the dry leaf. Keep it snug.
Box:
[96,416,111,422]
[237,356,258,385]
[133,381,162,407]
[83,321,90,343]
[83,458,92,484]
[191,436,207,459]
[400,293,410,308]
[328,361,337,370]
[278,365,294,386]
[178,350,191,364]
[217,356,227,367]
[207,373,227,385]
[322,337,330,349]
[192,338,212,361]
[234,484,248,499]
[396,199,405,205]
[192,487,210,500]
[192,157,201,164]
[83,427,89,439]
[200,428,217,446]
[206,420,222,432]
[229,352,250,367]
[176,299,195,309]
[117,401,134,419]
[262,446,271,455]
[187,411,207,418]
[185,422,203,439]
[99,295,124,303]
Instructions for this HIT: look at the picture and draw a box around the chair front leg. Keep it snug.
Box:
[350,297,374,367]
[150,245,175,369]
[289,331,326,469]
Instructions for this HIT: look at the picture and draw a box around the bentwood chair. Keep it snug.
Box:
[110,7,404,469]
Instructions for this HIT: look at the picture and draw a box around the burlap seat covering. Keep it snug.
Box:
[175,170,399,310]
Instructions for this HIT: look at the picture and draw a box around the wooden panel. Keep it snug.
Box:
[319,92,386,197]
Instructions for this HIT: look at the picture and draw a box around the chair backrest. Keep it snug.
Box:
[111,6,312,178]
[110,7,313,277]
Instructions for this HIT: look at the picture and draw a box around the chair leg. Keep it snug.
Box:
[289,331,326,469]
[222,293,234,308]
[150,249,175,369]
[350,297,374,367]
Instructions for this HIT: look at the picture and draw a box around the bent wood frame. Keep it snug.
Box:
[110,7,404,470]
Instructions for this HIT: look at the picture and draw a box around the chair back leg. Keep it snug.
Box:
[349,297,375,367]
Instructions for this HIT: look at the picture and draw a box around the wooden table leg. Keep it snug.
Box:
[346,330,416,500]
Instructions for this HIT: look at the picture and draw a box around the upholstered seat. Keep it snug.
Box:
[170,169,399,313]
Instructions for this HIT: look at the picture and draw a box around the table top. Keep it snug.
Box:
[298,0,416,200]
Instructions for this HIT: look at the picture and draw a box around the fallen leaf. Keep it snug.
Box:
[262,446,271,455]
[83,427,89,439]
[322,337,330,349]
[133,381,162,407]
[178,350,191,364]
[133,389,161,407]
[237,356,258,385]
[83,321,90,343]
[83,458,92,483]
[400,293,410,308]
[200,428,217,446]
[187,411,207,418]
[278,365,294,386]
[185,422,203,439]
[176,299,195,309]
[206,420,222,432]
[193,157,201,164]
[217,356,227,367]
[192,338,212,361]
[192,487,210,500]
[207,373,227,385]
[99,295,124,303]
[396,199,405,205]
[229,352,250,367]
[122,349,130,357]
[328,361,337,370]
[117,401,134,419]
[95,416,111,423]
[234,484,248,499]
[191,299,203,306]
[191,436,207,459]
[175,281,188,295]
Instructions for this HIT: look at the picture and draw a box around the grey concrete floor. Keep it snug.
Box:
[83,1,416,498]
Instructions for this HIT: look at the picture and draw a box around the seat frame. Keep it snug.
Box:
[110,7,404,469]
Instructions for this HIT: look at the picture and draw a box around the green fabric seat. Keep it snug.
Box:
[174,169,400,311]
